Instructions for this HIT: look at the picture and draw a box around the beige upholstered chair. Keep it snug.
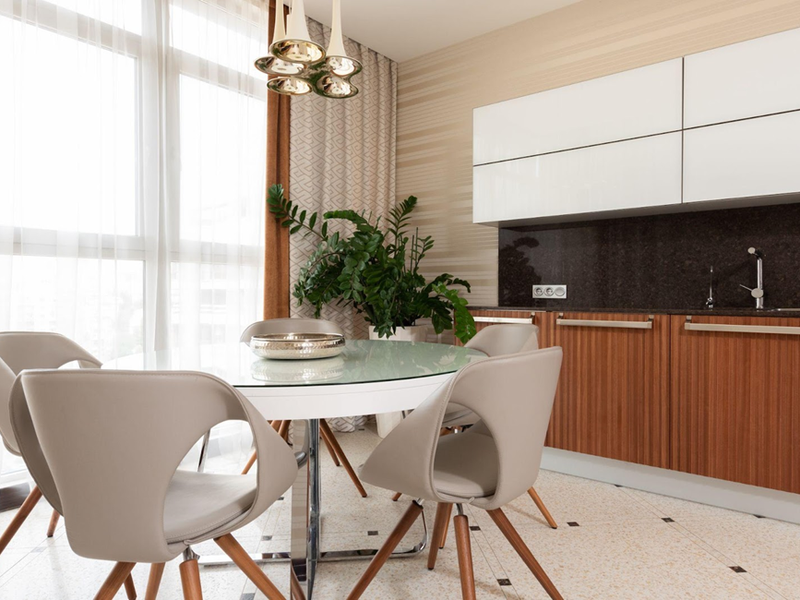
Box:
[240,317,368,498]
[347,346,564,600]
[12,369,298,600]
[0,333,102,549]
[394,324,559,531]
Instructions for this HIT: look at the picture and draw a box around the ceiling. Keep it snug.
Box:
[302,0,582,63]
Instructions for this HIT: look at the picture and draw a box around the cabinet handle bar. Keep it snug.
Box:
[473,316,533,324]
[556,314,654,329]
[684,316,800,336]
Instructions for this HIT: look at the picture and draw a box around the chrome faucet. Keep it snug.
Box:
[705,266,715,309]
[739,247,765,310]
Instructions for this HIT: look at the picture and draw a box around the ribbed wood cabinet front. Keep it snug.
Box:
[670,315,800,494]
[537,311,670,468]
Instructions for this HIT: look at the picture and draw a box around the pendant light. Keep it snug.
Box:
[255,0,305,77]
[324,0,362,77]
[271,0,325,65]
[255,0,361,99]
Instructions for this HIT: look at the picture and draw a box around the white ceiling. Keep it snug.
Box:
[302,0,582,63]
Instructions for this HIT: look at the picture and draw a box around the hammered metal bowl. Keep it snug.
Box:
[249,332,345,360]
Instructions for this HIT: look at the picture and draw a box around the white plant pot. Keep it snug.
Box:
[369,324,428,343]
[369,324,429,437]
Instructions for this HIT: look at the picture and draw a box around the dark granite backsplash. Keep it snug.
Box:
[499,202,800,311]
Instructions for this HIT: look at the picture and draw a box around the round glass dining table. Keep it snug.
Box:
[105,339,485,599]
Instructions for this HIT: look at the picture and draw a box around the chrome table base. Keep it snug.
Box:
[198,419,427,599]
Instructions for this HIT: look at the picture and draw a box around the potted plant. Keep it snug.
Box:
[268,184,476,344]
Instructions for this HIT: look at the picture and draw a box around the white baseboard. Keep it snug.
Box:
[541,447,800,524]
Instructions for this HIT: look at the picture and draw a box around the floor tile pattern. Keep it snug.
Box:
[0,427,798,599]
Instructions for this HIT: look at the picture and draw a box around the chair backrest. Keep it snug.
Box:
[13,369,297,563]
[239,318,344,345]
[0,358,18,455]
[360,346,562,510]
[465,323,538,357]
[0,332,101,454]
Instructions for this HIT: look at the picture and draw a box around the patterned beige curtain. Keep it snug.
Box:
[289,19,397,431]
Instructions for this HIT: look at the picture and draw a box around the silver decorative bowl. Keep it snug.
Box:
[249,332,346,360]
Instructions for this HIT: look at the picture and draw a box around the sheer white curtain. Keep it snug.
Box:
[0,0,268,477]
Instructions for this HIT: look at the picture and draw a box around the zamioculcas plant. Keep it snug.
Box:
[268,184,476,343]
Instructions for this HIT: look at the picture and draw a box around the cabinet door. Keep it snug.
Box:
[670,315,800,494]
[539,312,670,468]
[473,132,682,224]
[683,111,800,204]
[684,28,800,128]
[473,59,682,165]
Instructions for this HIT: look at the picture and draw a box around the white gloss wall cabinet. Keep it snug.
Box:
[684,28,800,128]
[473,59,683,165]
[684,111,800,204]
[473,133,682,224]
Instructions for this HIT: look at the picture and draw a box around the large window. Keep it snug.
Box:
[0,0,268,480]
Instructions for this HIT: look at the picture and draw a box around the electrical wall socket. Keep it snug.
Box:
[532,284,567,300]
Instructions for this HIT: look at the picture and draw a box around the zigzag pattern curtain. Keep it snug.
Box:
[288,18,397,340]
[288,17,397,431]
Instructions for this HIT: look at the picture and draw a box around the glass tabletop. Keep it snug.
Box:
[104,340,485,387]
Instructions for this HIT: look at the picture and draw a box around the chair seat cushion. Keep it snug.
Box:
[164,471,257,543]
[433,431,498,499]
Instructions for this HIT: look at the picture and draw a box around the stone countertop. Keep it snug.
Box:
[468,306,800,318]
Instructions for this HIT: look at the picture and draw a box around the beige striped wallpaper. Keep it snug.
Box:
[396,0,800,307]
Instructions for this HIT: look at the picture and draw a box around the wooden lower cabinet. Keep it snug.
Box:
[670,315,800,494]
[464,308,800,493]
[538,311,670,468]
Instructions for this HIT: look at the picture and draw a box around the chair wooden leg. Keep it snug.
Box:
[346,501,424,600]
[215,534,286,600]
[278,420,290,442]
[427,503,452,570]
[0,485,43,555]
[527,487,558,529]
[46,509,60,538]
[94,562,136,600]
[454,513,476,600]
[179,557,203,600]
[290,566,306,600]
[391,492,402,501]
[439,503,453,549]
[145,563,165,600]
[319,420,367,498]
[124,573,137,600]
[487,508,563,600]
[241,450,258,475]
[320,427,342,467]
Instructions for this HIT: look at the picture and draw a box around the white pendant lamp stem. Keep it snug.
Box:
[271,0,286,44]
[286,0,313,42]
[327,0,347,57]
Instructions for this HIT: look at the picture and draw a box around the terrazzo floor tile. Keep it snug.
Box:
[510,470,661,526]
[675,512,800,599]
[621,487,751,520]
[2,427,799,599]
[473,517,776,600]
